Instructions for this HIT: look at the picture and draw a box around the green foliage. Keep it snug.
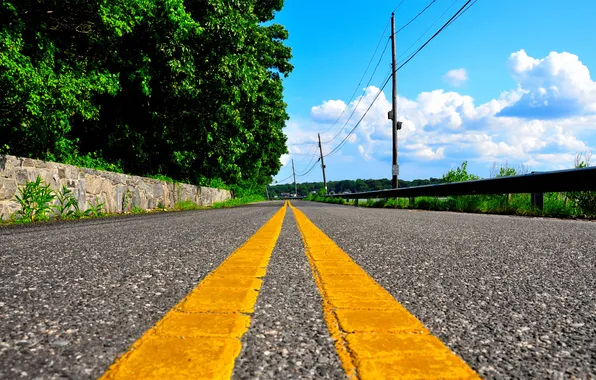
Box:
[202,178,229,190]
[84,199,105,217]
[13,176,56,222]
[489,162,528,178]
[147,174,176,183]
[307,196,345,205]
[442,161,481,183]
[270,177,443,197]
[54,185,79,219]
[303,158,594,219]
[1,0,292,191]
[414,197,436,210]
[310,192,587,219]
[131,205,146,214]
[496,166,517,177]
[384,198,407,209]
[54,151,124,173]
[174,200,200,211]
[365,199,387,208]
[211,195,265,209]
[568,152,596,216]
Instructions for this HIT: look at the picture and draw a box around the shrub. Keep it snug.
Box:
[84,198,105,217]
[567,152,595,216]
[442,161,481,183]
[174,200,200,210]
[13,176,56,222]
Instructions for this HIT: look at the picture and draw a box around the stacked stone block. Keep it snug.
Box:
[0,155,232,221]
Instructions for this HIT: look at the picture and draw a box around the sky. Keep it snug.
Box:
[270,0,596,185]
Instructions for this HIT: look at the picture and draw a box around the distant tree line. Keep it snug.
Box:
[268,177,444,197]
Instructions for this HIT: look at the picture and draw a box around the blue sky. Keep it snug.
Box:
[272,0,596,184]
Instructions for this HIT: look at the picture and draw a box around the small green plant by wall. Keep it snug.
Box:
[54,185,80,219]
[13,176,56,223]
[122,189,132,212]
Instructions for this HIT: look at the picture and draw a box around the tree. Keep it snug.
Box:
[442,161,481,183]
[0,0,292,191]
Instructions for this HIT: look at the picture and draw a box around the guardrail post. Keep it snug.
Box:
[354,198,359,207]
[531,192,544,211]
[409,197,415,208]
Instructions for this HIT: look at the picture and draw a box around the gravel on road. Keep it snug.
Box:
[293,201,596,379]
[233,208,344,380]
[0,203,280,379]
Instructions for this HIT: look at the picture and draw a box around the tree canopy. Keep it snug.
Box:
[0,0,292,191]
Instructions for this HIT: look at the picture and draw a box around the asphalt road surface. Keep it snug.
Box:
[1,200,594,379]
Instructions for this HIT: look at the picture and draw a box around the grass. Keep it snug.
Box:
[174,200,203,211]
[146,174,177,183]
[211,195,265,209]
[308,192,593,219]
[2,176,268,226]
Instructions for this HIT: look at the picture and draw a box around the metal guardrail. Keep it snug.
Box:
[328,166,596,209]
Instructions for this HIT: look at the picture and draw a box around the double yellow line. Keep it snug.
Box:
[100,201,479,379]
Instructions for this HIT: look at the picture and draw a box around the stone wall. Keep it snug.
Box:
[0,155,232,220]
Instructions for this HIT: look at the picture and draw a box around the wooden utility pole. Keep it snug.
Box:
[291,158,297,197]
[390,12,399,189]
[265,185,270,200]
[318,133,328,194]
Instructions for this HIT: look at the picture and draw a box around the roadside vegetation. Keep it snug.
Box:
[1,1,291,197]
[306,153,596,219]
[269,177,444,197]
[1,176,264,226]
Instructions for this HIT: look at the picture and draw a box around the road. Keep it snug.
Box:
[0,201,594,379]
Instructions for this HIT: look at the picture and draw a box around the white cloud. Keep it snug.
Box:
[277,50,596,182]
[310,99,346,122]
[442,68,469,87]
[280,154,291,166]
[500,50,596,118]
[405,145,445,161]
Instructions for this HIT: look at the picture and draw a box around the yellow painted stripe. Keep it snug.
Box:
[289,202,480,380]
[100,202,287,380]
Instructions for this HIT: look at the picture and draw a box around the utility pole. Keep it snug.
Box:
[389,12,400,189]
[318,133,328,194]
[291,158,297,197]
[265,185,270,200]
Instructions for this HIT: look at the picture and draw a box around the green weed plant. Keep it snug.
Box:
[84,199,105,217]
[13,176,55,222]
[54,185,80,219]
[307,159,594,219]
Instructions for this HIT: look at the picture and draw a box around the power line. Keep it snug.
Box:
[323,0,476,158]
[276,172,294,183]
[287,141,317,146]
[297,158,321,178]
[297,148,319,173]
[447,0,478,25]
[396,0,473,71]
[396,0,460,62]
[321,41,391,145]
[318,18,392,136]
[318,0,411,142]
[294,143,317,162]
[288,152,318,156]
[322,1,439,147]
[392,0,407,13]
[394,0,437,36]
[325,69,393,158]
